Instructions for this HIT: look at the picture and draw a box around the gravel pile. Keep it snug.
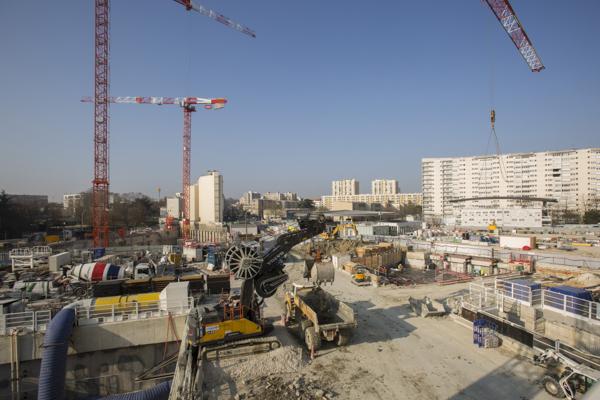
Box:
[235,374,335,400]
[204,345,306,383]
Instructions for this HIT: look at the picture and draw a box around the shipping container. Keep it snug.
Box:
[499,236,536,250]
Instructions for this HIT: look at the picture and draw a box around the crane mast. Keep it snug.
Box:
[89,0,254,247]
[93,0,110,247]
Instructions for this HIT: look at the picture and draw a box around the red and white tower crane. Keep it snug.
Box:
[90,0,254,248]
[82,96,227,240]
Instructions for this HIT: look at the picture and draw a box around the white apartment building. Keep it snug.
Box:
[63,193,82,210]
[321,193,422,210]
[262,192,298,201]
[372,179,399,195]
[332,179,359,196]
[324,179,420,210]
[239,191,261,205]
[189,170,224,224]
[422,148,600,223]
[166,195,182,219]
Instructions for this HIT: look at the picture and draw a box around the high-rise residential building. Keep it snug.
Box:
[190,170,223,224]
[166,195,182,219]
[63,193,82,210]
[372,179,399,195]
[422,148,600,223]
[332,179,359,196]
[321,193,422,210]
[239,191,261,205]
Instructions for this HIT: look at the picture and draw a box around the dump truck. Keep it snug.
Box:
[284,283,357,354]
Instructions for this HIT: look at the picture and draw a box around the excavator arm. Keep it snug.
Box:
[226,213,329,299]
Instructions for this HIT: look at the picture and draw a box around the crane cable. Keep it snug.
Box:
[484,5,507,185]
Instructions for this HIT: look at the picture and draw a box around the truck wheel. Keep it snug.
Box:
[542,375,565,398]
[305,327,321,351]
[298,318,312,340]
[337,329,352,346]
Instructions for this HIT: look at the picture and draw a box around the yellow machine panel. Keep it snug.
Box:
[200,318,263,344]
[93,292,160,310]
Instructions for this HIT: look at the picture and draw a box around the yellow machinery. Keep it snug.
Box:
[320,223,358,240]
[353,267,366,282]
[92,292,160,311]
[167,252,182,266]
[488,219,498,233]
[186,296,280,351]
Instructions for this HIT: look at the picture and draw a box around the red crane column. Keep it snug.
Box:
[182,105,196,240]
[93,0,110,248]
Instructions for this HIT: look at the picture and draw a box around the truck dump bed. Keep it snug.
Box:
[297,287,355,327]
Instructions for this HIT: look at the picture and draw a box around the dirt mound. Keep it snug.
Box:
[236,374,335,400]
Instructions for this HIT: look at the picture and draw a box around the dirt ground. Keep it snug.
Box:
[204,263,555,400]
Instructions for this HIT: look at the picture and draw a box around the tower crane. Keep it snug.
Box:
[90,0,254,248]
[82,96,227,240]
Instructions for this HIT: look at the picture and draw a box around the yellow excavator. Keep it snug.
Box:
[320,223,358,240]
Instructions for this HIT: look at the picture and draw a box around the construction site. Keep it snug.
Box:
[1,0,600,400]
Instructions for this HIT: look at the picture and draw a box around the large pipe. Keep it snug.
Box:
[37,307,75,400]
[37,302,170,400]
[98,381,171,400]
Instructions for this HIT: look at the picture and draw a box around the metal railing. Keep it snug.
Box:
[0,297,194,334]
[463,279,600,325]
[75,297,194,325]
[465,282,497,310]
[542,289,599,322]
[496,279,542,307]
[0,310,51,335]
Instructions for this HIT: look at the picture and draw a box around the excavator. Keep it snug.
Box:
[167,213,332,399]
[320,222,358,240]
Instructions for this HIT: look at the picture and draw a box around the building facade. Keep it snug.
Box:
[189,170,224,224]
[371,179,399,195]
[332,179,359,196]
[321,193,422,210]
[460,208,543,228]
[422,148,600,223]
[63,193,82,210]
[166,196,182,219]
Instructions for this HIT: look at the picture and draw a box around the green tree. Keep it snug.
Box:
[297,199,315,209]
[583,210,600,224]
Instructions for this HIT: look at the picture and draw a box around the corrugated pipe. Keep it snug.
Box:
[37,306,76,400]
[37,302,171,400]
[98,381,171,400]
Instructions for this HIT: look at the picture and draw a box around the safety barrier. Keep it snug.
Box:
[75,297,194,326]
[463,279,600,325]
[542,289,599,322]
[0,310,51,335]
[495,279,542,307]
[0,297,194,334]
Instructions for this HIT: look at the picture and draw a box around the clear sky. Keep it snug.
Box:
[1,0,599,202]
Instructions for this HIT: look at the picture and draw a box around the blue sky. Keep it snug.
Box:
[1,0,599,202]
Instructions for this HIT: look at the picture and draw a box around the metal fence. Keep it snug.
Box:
[397,238,600,269]
[0,310,51,335]
[75,297,194,325]
[0,297,194,334]
[542,289,599,322]
[465,282,497,310]
[495,279,542,307]
[0,252,10,266]
[464,278,600,325]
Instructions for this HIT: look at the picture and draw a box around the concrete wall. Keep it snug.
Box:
[542,309,600,356]
[0,315,186,399]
